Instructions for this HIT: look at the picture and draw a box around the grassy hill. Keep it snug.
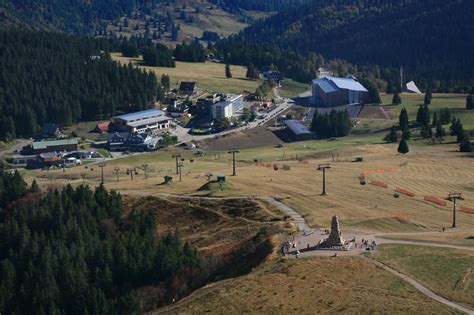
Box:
[155,256,459,314]
[105,0,248,45]
[373,245,474,307]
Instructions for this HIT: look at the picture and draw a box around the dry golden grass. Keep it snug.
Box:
[154,256,460,314]
[111,53,260,94]
[30,142,474,232]
[123,195,287,257]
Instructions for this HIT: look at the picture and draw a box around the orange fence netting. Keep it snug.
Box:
[460,207,474,214]
[392,211,409,221]
[369,180,388,188]
[423,195,448,206]
[395,187,416,197]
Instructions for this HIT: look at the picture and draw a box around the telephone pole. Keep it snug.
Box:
[98,162,106,184]
[172,153,182,175]
[317,164,331,195]
[448,193,464,228]
[228,149,240,176]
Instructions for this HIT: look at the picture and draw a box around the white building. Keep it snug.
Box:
[227,94,244,113]
[212,101,233,120]
[112,109,170,133]
[211,94,244,120]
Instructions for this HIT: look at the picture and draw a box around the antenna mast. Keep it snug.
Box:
[400,66,403,91]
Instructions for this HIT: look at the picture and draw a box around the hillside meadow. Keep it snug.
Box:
[111,53,260,94]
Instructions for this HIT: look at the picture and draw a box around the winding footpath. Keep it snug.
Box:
[124,191,473,314]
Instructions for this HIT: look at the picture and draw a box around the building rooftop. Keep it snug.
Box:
[312,76,368,93]
[126,116,170,128]
[113,109,165,122]
[284,120,312,135]
[32,138,79,150]
[179,81,197,92]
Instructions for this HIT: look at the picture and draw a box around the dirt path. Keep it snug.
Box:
[362,256,474,314]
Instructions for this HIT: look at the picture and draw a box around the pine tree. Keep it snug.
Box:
[402,129,411,140]
[161,74,171,91]
[384,125,398,143]
[420,124,432,139]
[30,179,39,193]
[398,139,409,155]
[432,112,438,127]
[225,64,232,79]
[440,108,451,125]
[467,95,474,110]
[456,124,465,143]
[416,105,430,125]
[245,63,259,80]
[424,90,432,105]
[435,122,446,138]
[399,108,409,131]
[460,135,473,152]
[392,92,402,105]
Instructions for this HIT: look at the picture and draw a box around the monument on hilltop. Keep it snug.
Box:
[316,215,350,250]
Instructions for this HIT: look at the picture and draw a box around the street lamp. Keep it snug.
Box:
[317,164,331,195]
[447,193,464,228]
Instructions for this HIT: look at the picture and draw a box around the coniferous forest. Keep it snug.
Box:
[311,110,353,139]
[0,30,158,140]
[219,0,474,91]
[0,172,200,314]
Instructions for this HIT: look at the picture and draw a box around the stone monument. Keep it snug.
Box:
[316,215,350,250]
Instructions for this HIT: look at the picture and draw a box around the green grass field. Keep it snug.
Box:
[381,93,474,130]
[111,53,260,94]
[279,78,309,98]
[373,244,474,307]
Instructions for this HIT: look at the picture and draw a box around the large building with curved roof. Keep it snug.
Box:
[311,76,369,107]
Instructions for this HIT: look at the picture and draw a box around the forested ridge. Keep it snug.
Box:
[209,0,311,12]
[0,172,200,313]
[223,0,474,91]
[0,29,158,140]
[0,0,175,34]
